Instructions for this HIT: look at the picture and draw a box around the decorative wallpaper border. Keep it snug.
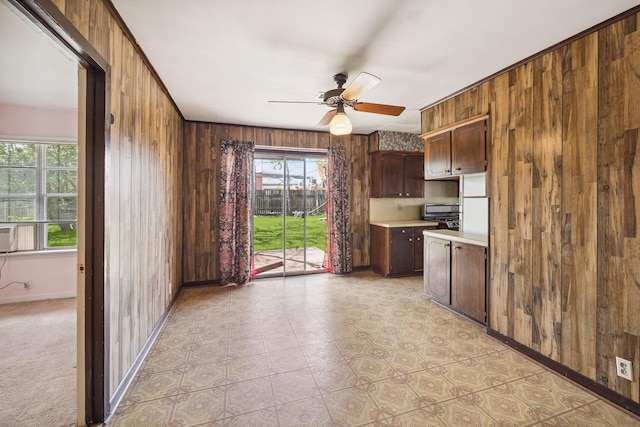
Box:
[378,131,423,152]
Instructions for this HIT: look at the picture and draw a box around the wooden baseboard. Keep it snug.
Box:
[487,328,640,417]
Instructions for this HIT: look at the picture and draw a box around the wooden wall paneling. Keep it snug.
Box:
[489,74,509,335]
[560,33,598,379]
[182,123,367,282]
[65,0,89,36]
[342,134,369,267]
[50,0,65,14]
[183,124,196,283]
[46,0,186,402]
[598,13,640,399]
[535,49,564,359]
[510,62,535,349]
[88,0,109,57]
[106,15,122,396]
[423,9,640,406]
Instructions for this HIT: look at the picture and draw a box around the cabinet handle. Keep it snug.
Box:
[442,243,449,247]
[453,167,461,171]
[454,246,460,250]
[442,169,450,173]
[401,229,406,234]
[409,238,413,242]
[416,237,421,241]
[398,193,403,196]
[405,192,409,196]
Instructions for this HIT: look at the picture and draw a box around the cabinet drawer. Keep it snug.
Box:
[390,228,412,238]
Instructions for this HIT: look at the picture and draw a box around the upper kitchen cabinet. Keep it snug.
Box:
[370,151,424,198]
[422,115,488,179]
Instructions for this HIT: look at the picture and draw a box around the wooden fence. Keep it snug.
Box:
[255,189,326,216]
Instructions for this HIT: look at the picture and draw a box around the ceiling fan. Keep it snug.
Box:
[269,72,406,135]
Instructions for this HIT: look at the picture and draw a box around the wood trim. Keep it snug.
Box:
[420,5,640,112]
[420,114,488,139]
[84,65,108,423]
[487,328,640,417]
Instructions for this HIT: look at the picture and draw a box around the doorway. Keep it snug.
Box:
[3,0,109,424]
[253,150,327,276]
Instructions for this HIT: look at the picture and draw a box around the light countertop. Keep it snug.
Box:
[370,220,439,228]
[422,229,488,247]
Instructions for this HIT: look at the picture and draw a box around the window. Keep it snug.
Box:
[0,141,78,250]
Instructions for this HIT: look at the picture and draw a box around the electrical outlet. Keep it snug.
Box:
[616,357,633,381]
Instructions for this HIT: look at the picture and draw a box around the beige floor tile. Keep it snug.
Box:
[109,273,640,426]
[276,396,333,426]
[180,361,227,392]
[588,400,640,426]
[270,368,321,404]
[476,387,537,425]
[262,331,300,352]
[323,386,378,426]
[368,378,420,415]
[121,370,183,405]
[301,342,343,366]
[224,377,274,417]
[171,386,226,425]
[109,397,174,427]
[385,349,426,373]
[310,360,358,392]
[393,408,446,426]
[226,353,270,382]
[266,347,308,374]
[408,370,455,406]
[438,398,496,426]
[223,406,279,426]
[350,355,393,382]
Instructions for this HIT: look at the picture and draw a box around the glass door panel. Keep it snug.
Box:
[253,152,327,277]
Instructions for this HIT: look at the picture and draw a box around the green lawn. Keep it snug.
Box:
[45,216,327,250]
[48,224,77,247]
[254,214,326,252]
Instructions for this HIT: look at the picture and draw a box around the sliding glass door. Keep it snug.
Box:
[253,150,327,276]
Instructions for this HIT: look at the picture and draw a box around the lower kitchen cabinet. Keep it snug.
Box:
[451,242,486,322]
[371,225,434,277]
[424,236,487,323]
[423,237,451,305]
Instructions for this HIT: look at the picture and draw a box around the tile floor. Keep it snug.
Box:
[107,271,640,426]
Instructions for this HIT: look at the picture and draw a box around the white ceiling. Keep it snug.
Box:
[2,1,638,135]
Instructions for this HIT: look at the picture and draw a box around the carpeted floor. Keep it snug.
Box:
[0,298,76,427]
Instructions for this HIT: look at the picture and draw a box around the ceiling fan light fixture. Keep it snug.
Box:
[330,112,352,136]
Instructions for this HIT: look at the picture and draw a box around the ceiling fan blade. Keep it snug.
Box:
[354,102,405,116]
[268,100,324,104]
[342,72,381,101]
[317,110,336,126]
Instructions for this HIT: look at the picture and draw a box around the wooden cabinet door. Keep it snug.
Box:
[424,132,451,178]
[381,152,404,197]
[451,120,486,175]
[423,237,451,304]
[403,154,424,197]
[413,227,435,272]
[451,243,486,322]
[370,225,390,276]
[390,228,414,275]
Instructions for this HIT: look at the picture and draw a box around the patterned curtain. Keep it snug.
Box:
[219,140,254,285]
[324,145,352,274]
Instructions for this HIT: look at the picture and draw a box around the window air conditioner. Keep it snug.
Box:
[0,224,18,253]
